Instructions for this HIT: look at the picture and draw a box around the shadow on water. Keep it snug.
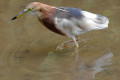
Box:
[38,49,113,80]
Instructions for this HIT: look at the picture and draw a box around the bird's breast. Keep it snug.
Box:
[38,17,66,36]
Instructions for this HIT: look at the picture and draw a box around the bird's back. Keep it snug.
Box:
[54,7,83,19]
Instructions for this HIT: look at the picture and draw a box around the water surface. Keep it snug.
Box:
[0,0,120,80]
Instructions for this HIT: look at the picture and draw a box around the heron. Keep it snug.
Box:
[11,2,109,50]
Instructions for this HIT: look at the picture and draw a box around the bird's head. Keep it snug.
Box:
[11,2,52,20]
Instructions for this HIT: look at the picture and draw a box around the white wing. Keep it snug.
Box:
[54,7,109,38]
[78,11,109,31]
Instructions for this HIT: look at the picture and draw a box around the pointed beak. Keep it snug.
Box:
[11,8,31,20]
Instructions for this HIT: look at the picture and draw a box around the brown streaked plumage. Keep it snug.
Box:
[38,18,66,36]
[28,2,67,36]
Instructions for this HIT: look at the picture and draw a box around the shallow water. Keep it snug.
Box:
[0,0,120,80]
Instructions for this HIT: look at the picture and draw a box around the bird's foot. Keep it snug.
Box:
[56,36,80,50]
[56,40,74,50]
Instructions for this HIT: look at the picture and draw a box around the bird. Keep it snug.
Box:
[11,2,109,50]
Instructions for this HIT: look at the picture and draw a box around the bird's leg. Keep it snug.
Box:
[72,36,79,48]
[71,36,80,56]
[56,36,80,50]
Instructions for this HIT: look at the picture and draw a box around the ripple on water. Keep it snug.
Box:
[0,39,114,80]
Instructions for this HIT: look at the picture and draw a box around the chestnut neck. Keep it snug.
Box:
[38,4,55,19]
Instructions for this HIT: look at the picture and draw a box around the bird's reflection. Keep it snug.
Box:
[75,52,113,80]
[39,51,113,80]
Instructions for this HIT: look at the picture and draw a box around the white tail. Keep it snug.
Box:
[80,11,109,31]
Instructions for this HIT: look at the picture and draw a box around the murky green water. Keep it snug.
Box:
[0,0,120,80]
